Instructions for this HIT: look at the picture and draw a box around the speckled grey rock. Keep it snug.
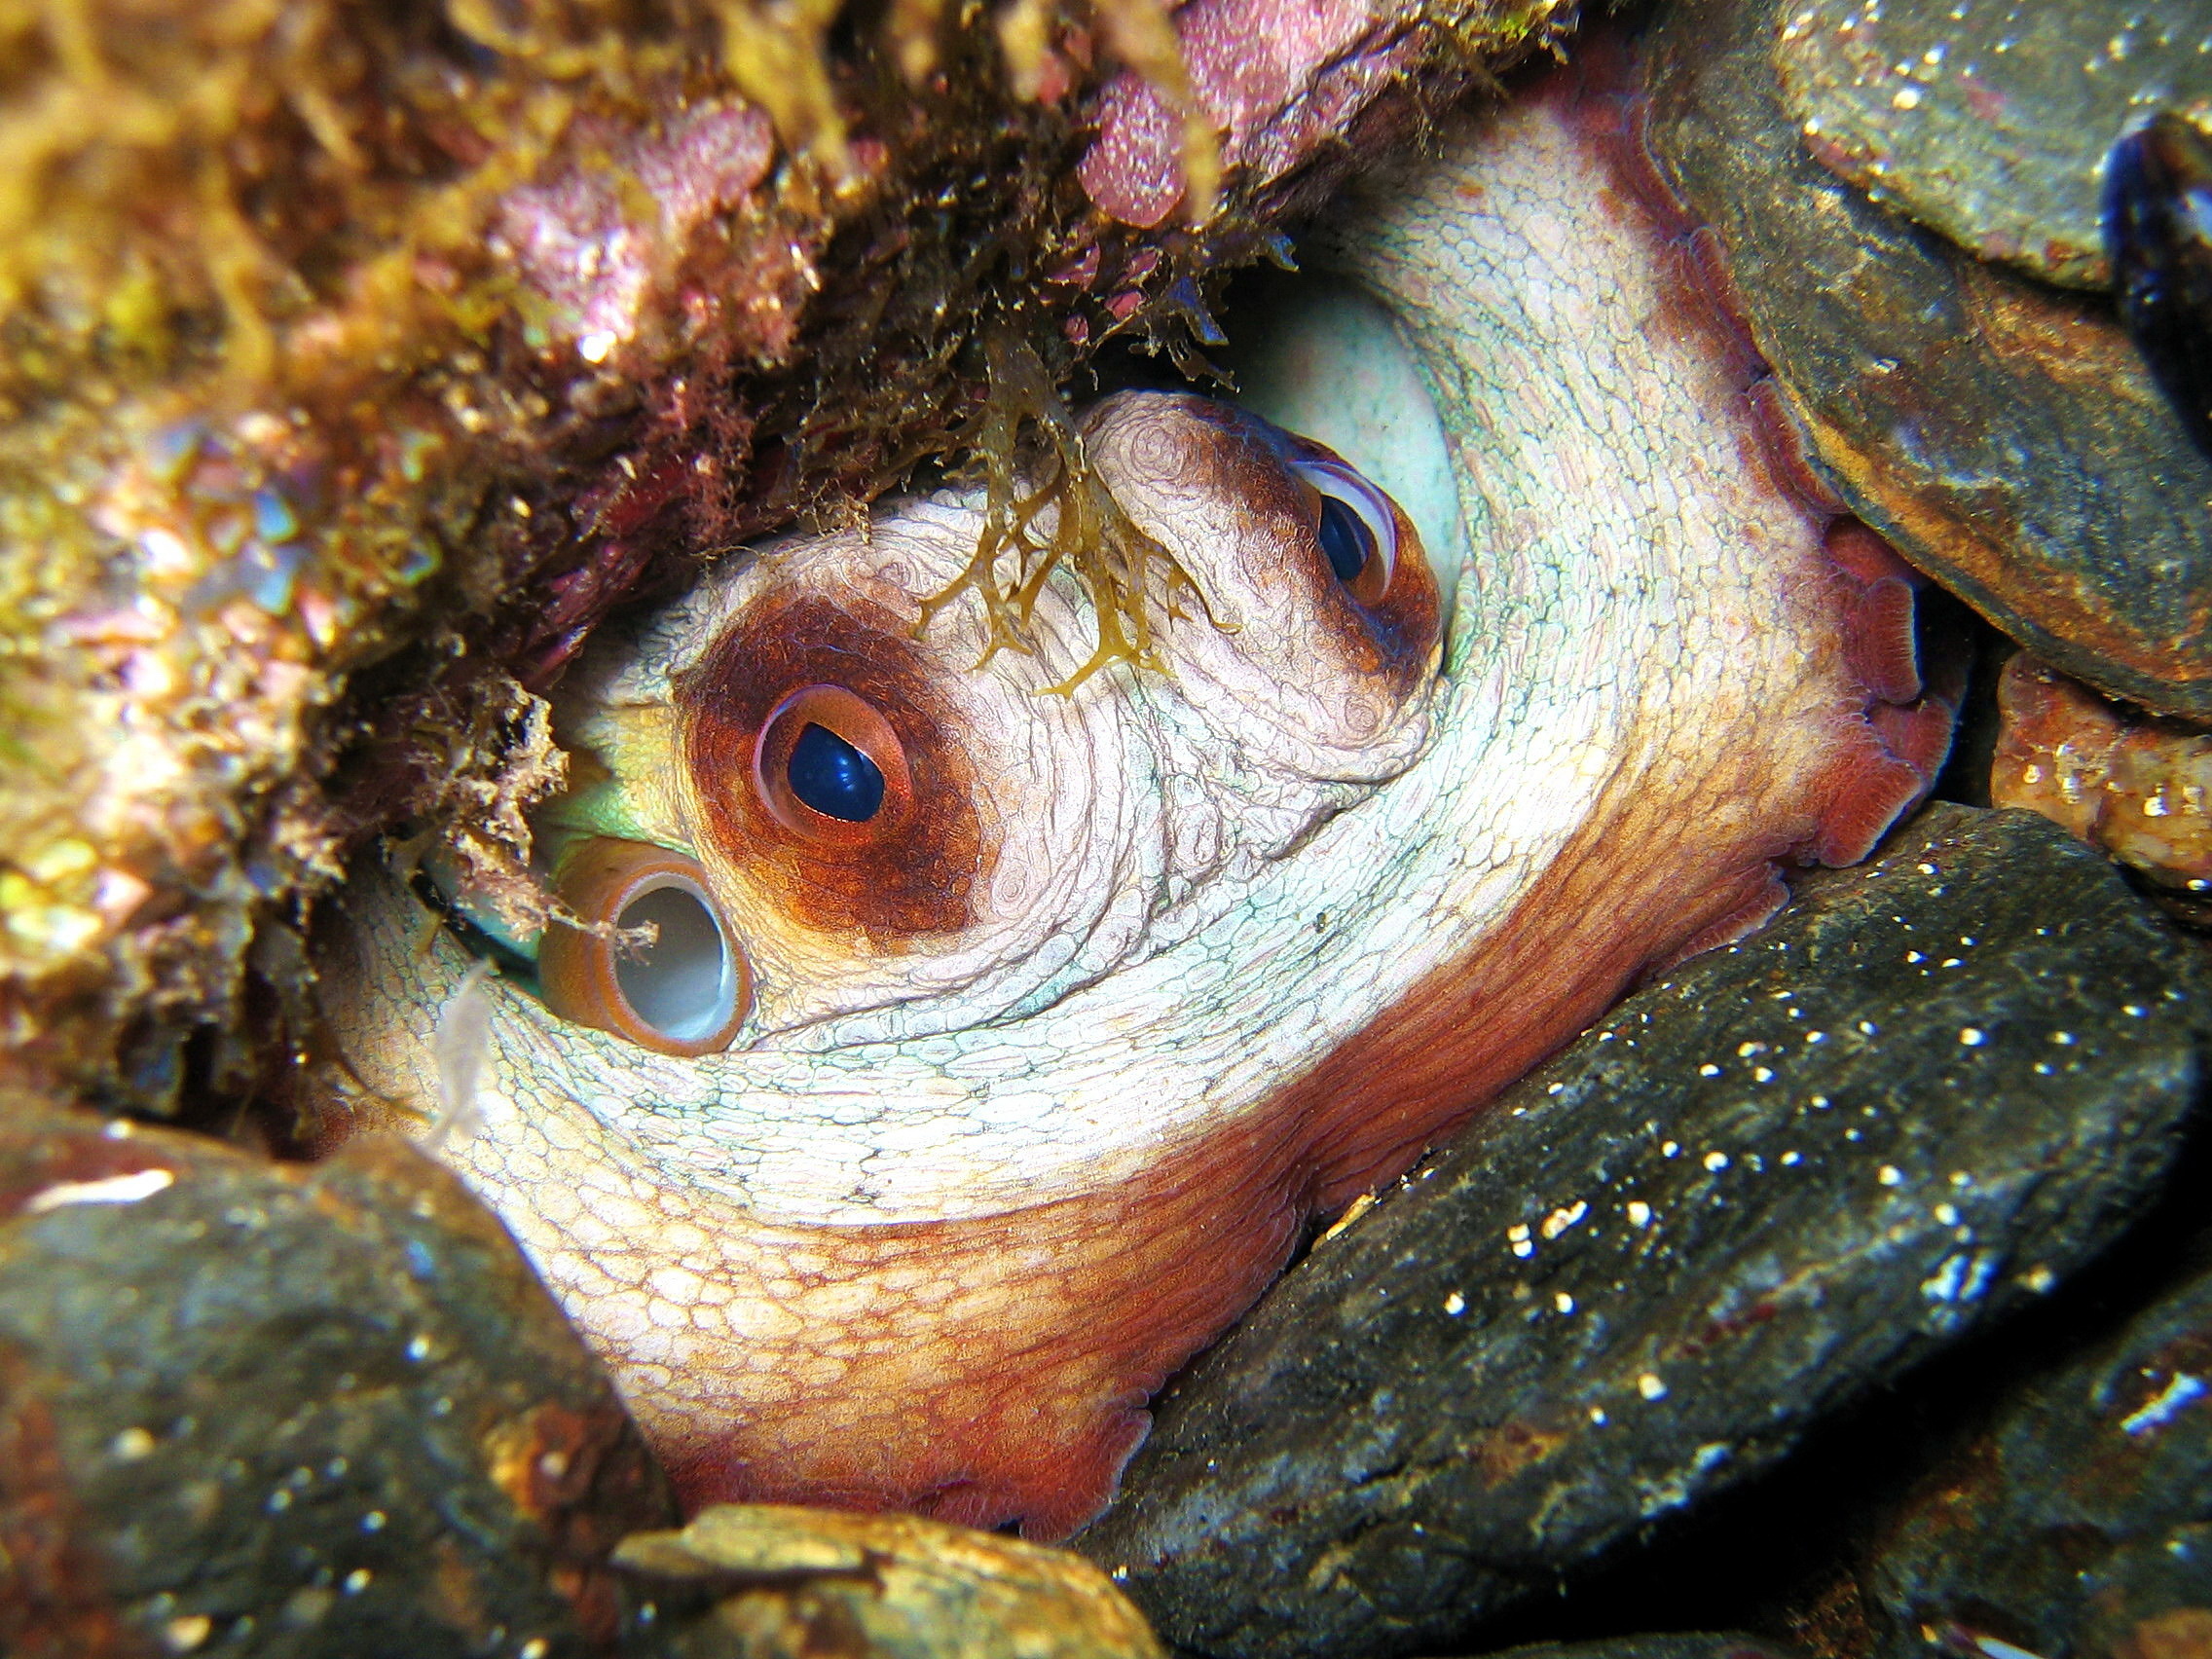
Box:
[1076,806,2208,1659]
[1843,1218,2212,1659]
[1773,0,2212,291]
[0,1108,676,1658]
[1646,0,2212,721]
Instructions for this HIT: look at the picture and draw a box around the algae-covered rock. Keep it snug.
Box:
[1773,0,2211,292]
[0,0,1571,1112]
[1992,653,2212,920]
[618,1505,1165,1658]
[1842,1231,2212,1659]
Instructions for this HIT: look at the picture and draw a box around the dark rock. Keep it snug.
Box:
[1076,806,2208,1659]
[1839,1221,2212,1659]
[0,1107,677,1658]
[1772,0,2211,291]
[1644,0,2212,722]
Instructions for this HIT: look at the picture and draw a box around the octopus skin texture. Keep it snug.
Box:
[312,56,1956,1541]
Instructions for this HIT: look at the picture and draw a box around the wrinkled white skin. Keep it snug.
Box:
[561,469,1436,1056]
[321,81,1905,1532]
[397,402,1440,1223]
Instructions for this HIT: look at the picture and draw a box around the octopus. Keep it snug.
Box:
[311,50,1957,1541]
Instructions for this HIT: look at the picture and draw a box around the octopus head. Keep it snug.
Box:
[532,391,1441,1058]
[322,387,1464,1538]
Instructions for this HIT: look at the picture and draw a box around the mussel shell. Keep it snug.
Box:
[2106,112,2212,461]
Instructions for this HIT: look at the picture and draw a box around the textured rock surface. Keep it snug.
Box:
[1645,0,2212,722]
[1837,1218,2212,1659]
[0,1105,675,1658]
[1993,652,2212,919]
[1774,0,2212,290]
[1077,805,2209,1659]
[617,1505,1163,1658]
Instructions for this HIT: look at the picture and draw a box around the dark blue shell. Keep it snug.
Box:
[2105,114,2212,461]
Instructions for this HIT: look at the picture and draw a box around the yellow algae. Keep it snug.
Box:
[918,325,1214,694]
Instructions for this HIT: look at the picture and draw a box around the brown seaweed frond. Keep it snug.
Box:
[916,325,1217,696]
[1421,0,1582,73]
[399,675,571,939]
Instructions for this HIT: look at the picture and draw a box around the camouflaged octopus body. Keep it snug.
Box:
[317,65,1953,1537]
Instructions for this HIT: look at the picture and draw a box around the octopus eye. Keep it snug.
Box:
[1293,458,1399,607]
[789,722,885,821]
[538,838,753,1057]
[752,684,914,842]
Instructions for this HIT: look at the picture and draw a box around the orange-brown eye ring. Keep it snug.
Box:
[752,684,915,847]
[1292,457,1401,608]
[538,838,752,1058]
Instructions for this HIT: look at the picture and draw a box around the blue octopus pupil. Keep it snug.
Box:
[1317,495,1374,583]
[788,722,885,822]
